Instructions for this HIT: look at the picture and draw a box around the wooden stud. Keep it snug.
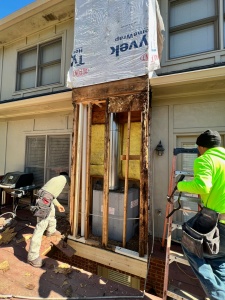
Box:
[70,103,78,234]
[120,155,140,160]
[122,111,131,248]
[102,99,110,247]
[85,103,92,239]
[73,104,83,237]
[139,95,149,257]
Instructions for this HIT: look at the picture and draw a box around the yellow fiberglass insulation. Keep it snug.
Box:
[90,123,141,180]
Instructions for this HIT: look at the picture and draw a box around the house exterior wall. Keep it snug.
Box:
[2,1,225,297]
[151,91,225,238]
[0,122,7,174]
[149,0,225,239]
[0,2,74,177]
[0,19,74,101]
[0,116,73,176]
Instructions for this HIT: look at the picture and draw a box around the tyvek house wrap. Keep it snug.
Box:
[67,0,163,88]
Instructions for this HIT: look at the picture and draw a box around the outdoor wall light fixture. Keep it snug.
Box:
[155,140,165,156]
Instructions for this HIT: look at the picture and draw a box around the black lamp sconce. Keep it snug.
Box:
[155,140,165,156]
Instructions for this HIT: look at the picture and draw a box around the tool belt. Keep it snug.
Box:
[181,207,225,258]
[30,189,54,219]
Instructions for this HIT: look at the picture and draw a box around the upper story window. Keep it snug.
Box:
[16,38,62,91]
[169,0,218,59]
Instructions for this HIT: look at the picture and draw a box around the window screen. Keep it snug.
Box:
[25,136,45,186]
[25,134,70,203]
[46,135,70,180]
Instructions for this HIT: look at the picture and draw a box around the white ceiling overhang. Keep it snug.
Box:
[150,65,225,100]
[0,0,75,45]
[0,91,73,122]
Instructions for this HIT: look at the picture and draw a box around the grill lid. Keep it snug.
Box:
[0,172,34,189]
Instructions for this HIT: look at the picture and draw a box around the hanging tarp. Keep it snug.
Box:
[67,0,161,88]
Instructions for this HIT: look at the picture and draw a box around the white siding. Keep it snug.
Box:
[0,19,74,101]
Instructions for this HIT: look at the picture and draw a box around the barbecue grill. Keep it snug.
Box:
[0,171,34,214]
[0,172,34,189]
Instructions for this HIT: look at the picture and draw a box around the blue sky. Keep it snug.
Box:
[0,0,36,19]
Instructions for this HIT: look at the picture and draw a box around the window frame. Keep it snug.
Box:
[16,37,62,91]
[168,0,220,59]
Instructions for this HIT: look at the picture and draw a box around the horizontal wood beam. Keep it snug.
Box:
[72,75,148,102]
[67,240,147,278]
[120,155,140,160]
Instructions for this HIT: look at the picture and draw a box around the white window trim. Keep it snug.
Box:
[158,0,225,69]
[14,33,66,95]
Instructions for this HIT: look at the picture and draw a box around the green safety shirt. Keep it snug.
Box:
[177,147,225,222]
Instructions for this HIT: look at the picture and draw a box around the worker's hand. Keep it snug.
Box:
[57,204,65,213]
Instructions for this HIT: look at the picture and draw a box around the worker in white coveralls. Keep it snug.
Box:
[27,172,70,267]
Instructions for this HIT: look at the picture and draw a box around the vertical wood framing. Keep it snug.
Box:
[139,97,149,257]
[102,99,110,247]
[85,103,92,239]
[73,104,84,236]
[122,111,131,248]
[70,103,79,235]
[70,76,149,256]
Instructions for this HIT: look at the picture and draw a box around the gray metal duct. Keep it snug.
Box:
[109,113,120,190]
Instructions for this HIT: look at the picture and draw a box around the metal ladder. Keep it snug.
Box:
[161,147,201,300]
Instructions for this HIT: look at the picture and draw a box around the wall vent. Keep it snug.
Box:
[97,266,140,289]
[42,14,57,21]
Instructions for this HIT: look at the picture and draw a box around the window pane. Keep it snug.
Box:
[170,0,216,28]
[224,0,225,47]
[170,24,214,58]
[46,135,70,170]
[17,39,62,90]
[40,63,61,85]
[224,22,225,48]
[40,39,62,64]
[25,136,45,186]
[181,143,198,171]
[18,48,37,70]
[20,70,36,90]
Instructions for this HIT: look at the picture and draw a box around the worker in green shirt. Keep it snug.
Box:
[178,130,225,300]
[27,172,70,268]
